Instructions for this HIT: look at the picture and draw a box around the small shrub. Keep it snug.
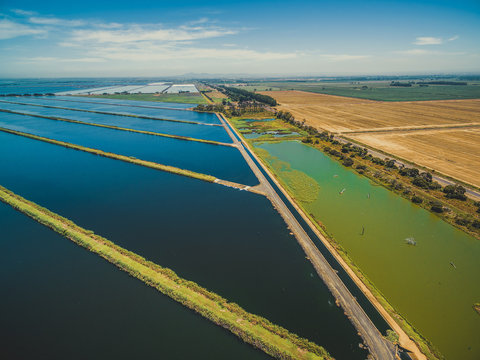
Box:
[443,184,467,200]
[411,195,423,204]
[455,216,470,226]
[430,201,444,213]
[343,158,354,167]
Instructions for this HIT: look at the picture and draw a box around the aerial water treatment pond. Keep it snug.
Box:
[0,100,231,143]
[0,96,220,124]
[52,95,195,109]
[0,111,255,185]
[257,140,480,360]
[0,131,369,360]
[0,201,270,360]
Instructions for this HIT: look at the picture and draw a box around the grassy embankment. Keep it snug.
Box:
[0,127,217,183]
[226,80,480,101]
[83,93,208,104]
[0,109,232,147]
[229,117,443,360]
[0,185,331,360]
[0,100,214,126]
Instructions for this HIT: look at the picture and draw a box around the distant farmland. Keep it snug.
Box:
[265,90,480,187]
[242,80,480,101]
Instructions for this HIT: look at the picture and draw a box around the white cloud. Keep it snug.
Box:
[87,42,297,62]
[97,22,122,29]
[28,16,85,27]
[413,37,443,45]
[70,25,236,43]
[0,19,47,39]
[11,9,36,16]
[23,56,105,63]
[448,35,459,42]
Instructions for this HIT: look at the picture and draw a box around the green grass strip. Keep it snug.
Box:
[0,185,331,360]
[0,108,233,147]
[0,127,217,183]
[0,99,222,126]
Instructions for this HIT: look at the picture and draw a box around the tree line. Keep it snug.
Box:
[218,86,277,106]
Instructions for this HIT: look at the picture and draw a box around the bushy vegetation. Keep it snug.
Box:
[195,102,273,118]
[218,86,277,106]
[0,185,331,360]
[443,184,467,200]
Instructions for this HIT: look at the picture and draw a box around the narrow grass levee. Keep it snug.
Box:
[0,185,332,360]
[0,109,233,147]
[0,100,221,126]
[0,127,217,183]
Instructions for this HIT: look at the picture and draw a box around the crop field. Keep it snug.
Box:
[349,128,480,188]
[265,90,480,187]
[244,80,480,101]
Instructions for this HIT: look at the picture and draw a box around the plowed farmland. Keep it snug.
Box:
[263,90,480,187]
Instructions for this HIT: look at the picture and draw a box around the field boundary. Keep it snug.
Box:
[337,123,480,135]
[0,185,331,360]
[0,108,234,147]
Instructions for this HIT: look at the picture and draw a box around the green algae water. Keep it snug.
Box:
[257,140,480,360]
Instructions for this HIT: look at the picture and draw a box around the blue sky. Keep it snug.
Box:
[1,0,479,77]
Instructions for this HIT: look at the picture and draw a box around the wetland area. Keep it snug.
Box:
[1,91,478,360]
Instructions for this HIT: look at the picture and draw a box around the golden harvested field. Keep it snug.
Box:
[263,90,480,187]
[349,129,480,187]
[264,90,480,133]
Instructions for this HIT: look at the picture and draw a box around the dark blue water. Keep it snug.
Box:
[0,131,368,360]
[0,101,231,143]
[0,112,256,185]
[0,96,221,124]
[0,201,269,360]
